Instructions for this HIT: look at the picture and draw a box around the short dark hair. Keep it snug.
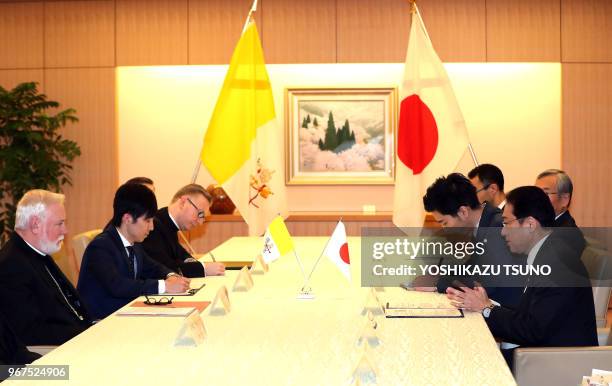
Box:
[468,163,504,192]
[423,173,480,215]
[506,186,555,227]
[111,183,158,227]
[125,176,154,186]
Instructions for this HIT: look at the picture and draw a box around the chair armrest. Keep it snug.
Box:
[26,345,57,356]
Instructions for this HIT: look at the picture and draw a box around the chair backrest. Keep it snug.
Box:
[72,229,102,274]
[598,328,612,347]
[514,346,612,386]
[580,246,612,327]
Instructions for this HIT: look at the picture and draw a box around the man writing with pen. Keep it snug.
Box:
[141,183,225,277]
[78,183,193,320]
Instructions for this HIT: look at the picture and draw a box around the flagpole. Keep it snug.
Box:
[242,0,258,33]
[292,249,308,283]
[190,0,258,185]
[301,219,342,292]
[467,143,479,166]
[178,229,197,255]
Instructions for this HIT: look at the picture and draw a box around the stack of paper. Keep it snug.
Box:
[581,369,612,386]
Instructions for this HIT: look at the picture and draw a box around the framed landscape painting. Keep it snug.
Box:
[285,87,397,185]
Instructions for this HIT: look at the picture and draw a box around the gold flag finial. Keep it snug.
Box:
[409,0,417,14]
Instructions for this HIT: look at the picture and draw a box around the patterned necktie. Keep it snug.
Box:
[126,246,136,278]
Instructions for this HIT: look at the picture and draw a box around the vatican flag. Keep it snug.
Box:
[201,21,287,236]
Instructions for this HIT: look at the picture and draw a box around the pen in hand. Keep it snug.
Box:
[209,251,217,262]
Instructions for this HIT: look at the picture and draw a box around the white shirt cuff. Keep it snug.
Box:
[200,261,206,276]
[490,299,501,307]
[158,280,165,294]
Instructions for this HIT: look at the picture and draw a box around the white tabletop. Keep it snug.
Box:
[5,237,516,385]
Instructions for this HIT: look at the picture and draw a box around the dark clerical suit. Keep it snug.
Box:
[485,232,597,351]
[141,207,205,277]
[0,312,40,366]
[0,233,91,346]
[77,225,172,320]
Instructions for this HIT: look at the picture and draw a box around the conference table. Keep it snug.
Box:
[5,237,516,385]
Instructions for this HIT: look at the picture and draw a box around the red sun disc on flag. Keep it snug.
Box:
[340,243,350,264]
[397,94,439,174]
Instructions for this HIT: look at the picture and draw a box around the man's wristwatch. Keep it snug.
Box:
[482,303,496,318]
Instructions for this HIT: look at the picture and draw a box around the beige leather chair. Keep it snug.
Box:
[598,328,611,347]
[580,246,612,327]
[26,346,56,356]
[71,229,102,274]
[514,346,612,386]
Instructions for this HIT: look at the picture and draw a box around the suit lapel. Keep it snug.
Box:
[106,225,135,276]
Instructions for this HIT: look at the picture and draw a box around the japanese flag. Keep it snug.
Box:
[325,221,351,281]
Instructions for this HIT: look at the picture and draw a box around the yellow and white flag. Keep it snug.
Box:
[201,21,287,236]
[261,216,294,263]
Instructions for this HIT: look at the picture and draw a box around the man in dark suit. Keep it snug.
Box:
[416,173,523,308]
[535,169,586,254]
[0,190,91,346]
[77,183,191,320]
[468,163,507,210]
[141,184,225,277]
[447,186,597,367]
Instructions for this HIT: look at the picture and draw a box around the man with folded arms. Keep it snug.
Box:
[447,186,597,366]
[141,184,225,277]
[0,190,91,345]
[78,183,190,320]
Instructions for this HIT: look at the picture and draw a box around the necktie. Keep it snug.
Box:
[126,246,137,278]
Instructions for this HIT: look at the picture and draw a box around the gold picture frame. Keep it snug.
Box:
[285,87,397,185]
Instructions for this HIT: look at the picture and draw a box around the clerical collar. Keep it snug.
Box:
[22,237,46,257]
[115,227,133,247]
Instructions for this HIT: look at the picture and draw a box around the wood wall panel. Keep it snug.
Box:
[562,0,612,63]
[262,0,336,63]
[418,0,486,62]
[562,64,612,226]
[116,0,188,65]
[487,0,560,62]
[336,0,410,63]
[0,69,44,91]
[189,0,262,64]
[44,1,115,67]
[0,2,43,69]
[44,68,117,237]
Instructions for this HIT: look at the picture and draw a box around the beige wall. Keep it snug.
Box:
[1,0,611,239]
[116,63,561,210]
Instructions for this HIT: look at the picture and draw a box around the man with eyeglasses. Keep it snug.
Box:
[414,173,523,308]
[78,183,191,320]
[446,186,597,368]
[141,184,225,277]
[535,169,586,254]
[468,163,507,210]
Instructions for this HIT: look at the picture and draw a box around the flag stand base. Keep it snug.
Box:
[296,286,315,300]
